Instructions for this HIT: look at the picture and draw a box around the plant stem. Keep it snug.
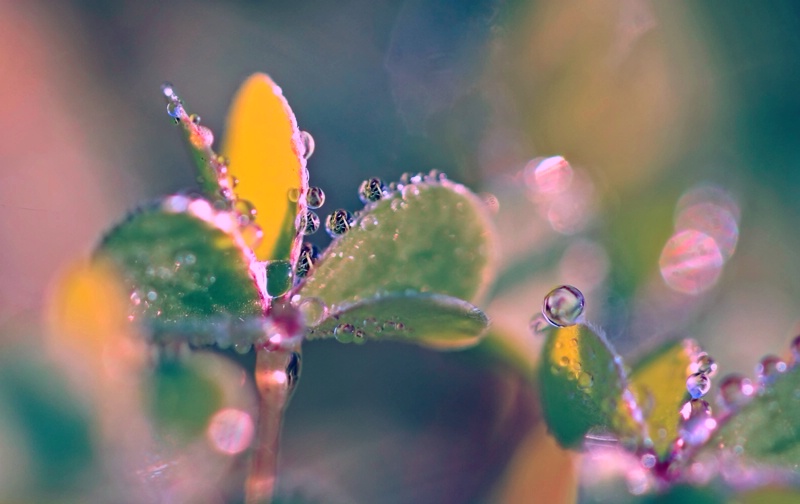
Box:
[245,345,301,504]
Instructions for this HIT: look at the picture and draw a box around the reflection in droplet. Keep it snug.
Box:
[542,285,585,327]
[686,372,711,399]
[207,408,255,455]
[690,352,718,377]
[295,242,319,279]
[359,177,386,204]
[659,229,724,295]
[306,186,325,209]
[325,209,353,237]
[524,156,573,194]
[296,210,320,235]
[678,399,717,446]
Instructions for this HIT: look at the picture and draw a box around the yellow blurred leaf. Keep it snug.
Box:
[222,73,309,262]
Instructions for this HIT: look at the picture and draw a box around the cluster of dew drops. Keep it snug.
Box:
[534,285,800,472]
[159,82,451,309]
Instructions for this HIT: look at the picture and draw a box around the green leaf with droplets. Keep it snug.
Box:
[628,340,694,459]
[300,180,494,317]
[305,292,489,349]
[538,323,643,449]
[710,363,800,467]
[96,204,263,324]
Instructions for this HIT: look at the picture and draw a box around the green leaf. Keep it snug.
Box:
[538,323,643,449]
[96,202,264,324]
[638,484,725,504]
[148,355,223,442]
[305,292,489,349]
[731,487,800,504]
[628,340,694,459]
[299,180,495,314]
[711,363,800,468]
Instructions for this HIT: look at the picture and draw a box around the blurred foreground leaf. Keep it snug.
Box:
[538,323,641,449]
[97,206,263,323]
[638,484,724,504]
[628,340,693,459]
[711,364,800,467]
[731,486,800,504]
[306,292,489,349]
[300,180,495,313]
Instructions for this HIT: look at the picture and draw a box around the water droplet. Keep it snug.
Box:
[542,285,585,327]
[161,82,176,98]
[718,374,754,409]
[792,335,800,363]
[287,187,300,203]
[691,352,718,377]
[166,100,183,118]
[189,113,201,125]
[401,184,420,200]
[325,209,353,237]
[234,341,252,354]
[207,408,255,455]
[756,355,788,382]
[286,352,301,388]
[130,291,142,306]
[524,155,573,194]
[295,242,320,279]
[300,131,315,159]
[241,223,264,249]
[559,356,570,367]
[147,291,158,302]
[641,453,656,469]
[578,372,594,389]
[358,178,386,204]
[306,186,325,209]
[297,297,327,326]
[659,229,724,295]
[296,210,320,235]
[678,399,717,446]
[686,372,711,399]
[334,323,356,343]
[359,214,379,231]
[234,199,257,225]
[266,260,293,298]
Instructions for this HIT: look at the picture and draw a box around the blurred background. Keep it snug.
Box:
[2,0,800,502]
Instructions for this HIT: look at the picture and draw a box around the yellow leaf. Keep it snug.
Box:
[222,73,309,262]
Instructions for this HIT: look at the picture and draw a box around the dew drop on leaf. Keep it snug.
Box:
[234,199,257,225]
[686,372,711,399]
[678,399,717,446]
[542,285,585,327]
[233,341,252,355]
[358,177,386,204]
[718,374,754,409]
[306,186,326,209]
[578,372,594,390]
[295,242,320,279]
[756,355,788,383]
[241,222,264,250]
[266,260,294,298]
[300,131,315,160]
[296,297,327,326]
[334,323,356,343]
[166,100,183,118]
[691,352,718,376]
[296,210,320,235]
[325,209,353,237]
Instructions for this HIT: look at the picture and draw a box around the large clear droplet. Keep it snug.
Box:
[325,209,353,237]
[266,260,294,298]
[166,100,183,118]
[297,297,327,327]
[542,285,585,327]
[306,186,326,209]
[358,177,386,204]
[686,372,711,399]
